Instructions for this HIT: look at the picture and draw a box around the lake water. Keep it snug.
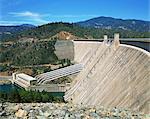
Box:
[0,84,64,98]
[0,84,19,92]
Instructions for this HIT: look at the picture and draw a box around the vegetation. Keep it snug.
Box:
[31,66,52,76]
[0,40,73,66]
[48,76,72,84]
[1,22,150,42]
[0,64,12,72]
[0,24,35,33]
[0,88,64,103]
[0,39,72,76]
[0,40,58,66]
[77,16,150,32]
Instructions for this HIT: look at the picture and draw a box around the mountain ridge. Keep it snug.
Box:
[0,16,150,42]
[0,24,36,33]
[77,16,150,32]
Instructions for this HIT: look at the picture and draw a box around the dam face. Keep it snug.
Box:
[65,37,150,113]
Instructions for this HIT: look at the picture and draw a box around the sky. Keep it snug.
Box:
[0,0,149,25]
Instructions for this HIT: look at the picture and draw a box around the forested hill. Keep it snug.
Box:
[1,22,150,42]
[77,16,150,32]
[0,24,36,33]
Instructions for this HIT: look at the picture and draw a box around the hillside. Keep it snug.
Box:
[0,39,74,76]
[0,40,58,66]
[0,24,36,42]
[77,16,150,32]
[52,31,80,40]
[1,22,150,42]
[0,24,36,34]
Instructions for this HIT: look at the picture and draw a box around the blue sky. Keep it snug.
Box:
[0,0,149,25]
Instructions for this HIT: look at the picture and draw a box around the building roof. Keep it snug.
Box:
[17,73,36,81]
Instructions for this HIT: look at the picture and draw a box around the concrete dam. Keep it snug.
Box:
[64,34,150,113]
[11,36,149,113]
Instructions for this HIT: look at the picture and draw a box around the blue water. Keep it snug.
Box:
[0,84,64,97]
[0,84,20,92]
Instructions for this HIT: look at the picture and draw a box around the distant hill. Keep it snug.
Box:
[0,24,36,34]
[77,16,150,32]
[0,22,150,42]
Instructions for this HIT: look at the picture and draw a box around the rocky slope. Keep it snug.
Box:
[0,103,149,119]
[52,31,80,40]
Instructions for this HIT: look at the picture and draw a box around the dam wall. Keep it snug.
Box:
[54,38,149,61]
[75,38,150,52]
[65,35,150,113]
[55,40,74,60]
[73,41,101,64]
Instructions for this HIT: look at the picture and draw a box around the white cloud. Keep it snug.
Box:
[10,11,40,17]
[4,11,98,25]
[9,11,49,24]
[10,11,97,19]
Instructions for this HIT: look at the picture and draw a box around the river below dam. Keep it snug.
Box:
[0,84,18,92]
[0,84,65,98]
